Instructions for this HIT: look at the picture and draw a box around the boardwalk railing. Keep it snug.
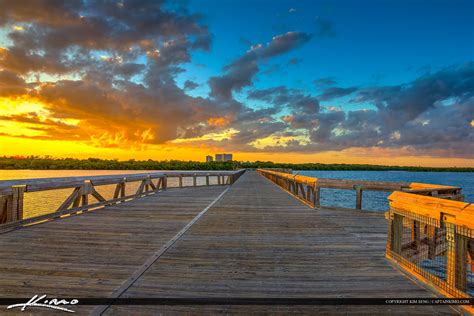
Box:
[386,191,473,302]
[257,168,472,305]
[256,169,463,209]
[0,170,245,229]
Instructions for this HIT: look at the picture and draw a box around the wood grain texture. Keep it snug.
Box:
[0,186,227,315]
[0,171,458,315]
[105,171,456,315]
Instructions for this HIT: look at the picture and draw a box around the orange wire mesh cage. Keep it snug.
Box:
[386,191,474,301]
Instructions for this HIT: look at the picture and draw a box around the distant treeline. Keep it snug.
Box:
[0,156,473,172]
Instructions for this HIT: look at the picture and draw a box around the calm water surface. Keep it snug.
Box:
[300,170,473,211]
[0,170,472,216]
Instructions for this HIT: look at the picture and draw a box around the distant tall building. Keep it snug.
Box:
[214,153,232,162]
[205,155,213,162]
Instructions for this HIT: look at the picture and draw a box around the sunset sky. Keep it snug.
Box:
[0,0,473,166]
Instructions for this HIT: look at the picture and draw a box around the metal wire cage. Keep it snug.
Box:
[386,192,474,300]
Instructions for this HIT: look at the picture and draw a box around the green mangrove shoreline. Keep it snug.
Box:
[0,157,472,172]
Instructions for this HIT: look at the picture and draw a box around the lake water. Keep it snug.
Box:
[300,170,473,211]
[0,170,472,218]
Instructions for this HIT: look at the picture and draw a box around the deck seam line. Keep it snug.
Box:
[91,186,230,316]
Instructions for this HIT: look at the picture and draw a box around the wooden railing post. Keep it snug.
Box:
[313,186,320,208]
[206,174,210,186]
[113,178,126,199]
[444,215,468,292]
[79,181,93,206]
[145,175,151,192]
[193,174,197,187]
[391,213,403,254]
[454,234,468,292]
[4,185,26,223]
[121,178,126,197]
[179,175,183,188]
[306,184,311,203]
[355,186,363,209]
[0,194,8,223]
[427,226,438,259]
[218,174,221,185]
[411,221,421,252]
[163,176,167,190]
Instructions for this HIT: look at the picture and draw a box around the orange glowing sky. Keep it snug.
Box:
[0,96,472,167]
[0,1,473,167]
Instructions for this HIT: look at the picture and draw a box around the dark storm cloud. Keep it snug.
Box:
[318,86,358,100]
[208,32,312,99]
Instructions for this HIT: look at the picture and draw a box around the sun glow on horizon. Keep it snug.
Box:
[0,95,472,167]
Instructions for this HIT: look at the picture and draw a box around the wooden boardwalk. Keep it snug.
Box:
[0,171,458,315]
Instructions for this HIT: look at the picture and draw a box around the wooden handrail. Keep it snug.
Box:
[259,168,472,303]
[258,169,410,190]
[257,168,464,210]
[0,170,242,194]
[0,169,246,228]
[388,191,474,230]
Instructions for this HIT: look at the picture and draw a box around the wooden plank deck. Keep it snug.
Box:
[0,171,457,315]
[0,185,227,315]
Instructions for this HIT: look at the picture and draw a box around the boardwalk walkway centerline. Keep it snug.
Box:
[0,171,457,315]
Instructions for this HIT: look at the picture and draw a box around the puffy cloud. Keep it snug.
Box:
[209,32,311,99]
[0,0,471,159]
[0,0,84,28]
[354,64,474,132]
[0,0,210,76]
[247,86,319,114]
[0,0,227,147]
[236,64,474,157]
